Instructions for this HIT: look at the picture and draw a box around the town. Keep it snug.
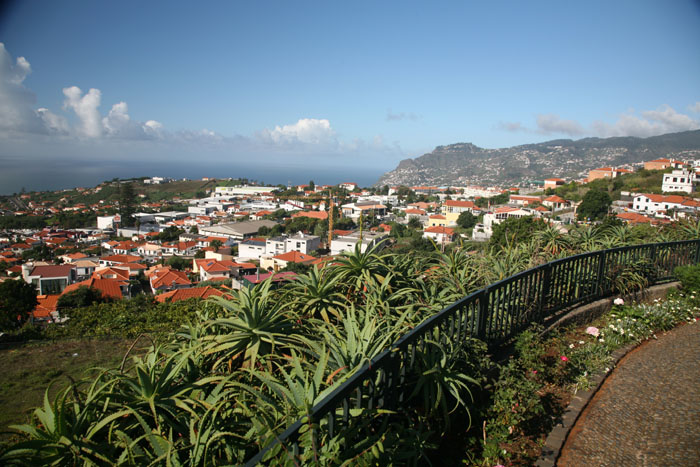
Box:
[0,156,698,326]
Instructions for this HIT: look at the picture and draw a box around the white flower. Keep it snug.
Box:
[599,338,605,343]
[569,343,575,349]
[579,340,585,344]
[605,367,610,373]
[614,298,624,306]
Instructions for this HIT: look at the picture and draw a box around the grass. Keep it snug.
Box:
[0,338,145,439]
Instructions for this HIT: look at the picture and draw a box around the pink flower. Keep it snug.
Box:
[586,326,599,337]
[560,356,568,362]
[614,298,624,306]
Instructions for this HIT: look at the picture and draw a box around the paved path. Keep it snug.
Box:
[558,322,700,466]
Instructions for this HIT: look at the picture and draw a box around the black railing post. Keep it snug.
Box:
[477,288,489,341]
[539,264,551,320]
[595,249,607,296]
[695,240,700,266]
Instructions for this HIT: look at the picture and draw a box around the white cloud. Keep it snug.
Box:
[259,118,336,145]
[37,108,69,134]
[63,86,103,138]
[536,114,585,136]
[592,105,700,138]
[101,101,163,139]
[0,42,46,134]
[690,102,700,113]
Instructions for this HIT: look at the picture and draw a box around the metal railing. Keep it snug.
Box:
[244,239,700,465]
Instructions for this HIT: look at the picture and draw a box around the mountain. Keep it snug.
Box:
[376,130,700,187]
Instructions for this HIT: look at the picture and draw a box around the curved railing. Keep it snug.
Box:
[244,239,700,465]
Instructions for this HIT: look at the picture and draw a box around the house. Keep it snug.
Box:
[112,241,138,255]
[59,252,88,263]
[265,236,288,256]
[197,259,257,282]
[238,238,267,260]
[161,241,198,256]
[340,202,387,220]
[285,233,320,255]
[544,178,566,190]
[662,170,697,193]
[509,195,542,206]
[423,226,456,244]
[339,182,358,191]
[62,276,127,300]
[24,264,77,295]
[261,251,316,272]
[632,194,699,215]
[441,200,479,225]
[588,167,632,181]
[542,195,570,211]
[150,268,191,293]
[330,231,389,256]
[644,158,684,171]
[155,286,226,303]
[137,243,163,259]
[198,220,278,241]
[94,267,130,282]
[73,259,100,280]
[426,214,449,228]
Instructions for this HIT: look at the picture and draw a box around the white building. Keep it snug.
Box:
[662,170,697,194]
[285,232,321,255]
[97,215,118,230]
[213,186,279,197]
[632,194,700,215]
[238,238,267,260]
[331,231,389,256]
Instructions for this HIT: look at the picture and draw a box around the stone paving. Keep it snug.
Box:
[557,321,700,466]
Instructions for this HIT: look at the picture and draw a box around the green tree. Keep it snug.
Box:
[57,286,112,309]
[456,211,476,229]
[166,256,188,271]
[489,216,547,249]
[407,217,422,230]
[119,182,137,227]
[210,239,223,252]
[308,180,315,191]
[577,190,612,221]
[158,226,183,242]
[0,279,38,329]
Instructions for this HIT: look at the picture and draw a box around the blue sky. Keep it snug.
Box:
[1,0,699,193]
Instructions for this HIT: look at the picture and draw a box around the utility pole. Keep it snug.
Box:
[327,199,334,249]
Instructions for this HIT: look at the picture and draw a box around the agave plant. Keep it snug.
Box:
[303,306,401,376]
[408,340,478,432]
[535,224,571,256]
[568,224,602,252]
[2,378,127,465]
[203,280,297,370]
[334,241,392,294]
[286,265,348,323]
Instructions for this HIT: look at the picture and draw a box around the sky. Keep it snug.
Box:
[1,0,699,194]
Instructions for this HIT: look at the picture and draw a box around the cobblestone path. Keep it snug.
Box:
[558,321,700,466]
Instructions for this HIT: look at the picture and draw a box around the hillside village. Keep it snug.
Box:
[1,156,699,326]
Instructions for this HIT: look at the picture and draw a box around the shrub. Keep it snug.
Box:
[674,264,700,292]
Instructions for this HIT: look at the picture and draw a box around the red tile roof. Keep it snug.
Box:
[151,268,191,289]
[29,264,75,278]
[62,277,124,300]
[101,254,141,263]
[292,211,329,220]
[444,200,477,208]
[33,294,60,319]
[155,286,225,303]
[273,251,316,263]
[424,226,455,235]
